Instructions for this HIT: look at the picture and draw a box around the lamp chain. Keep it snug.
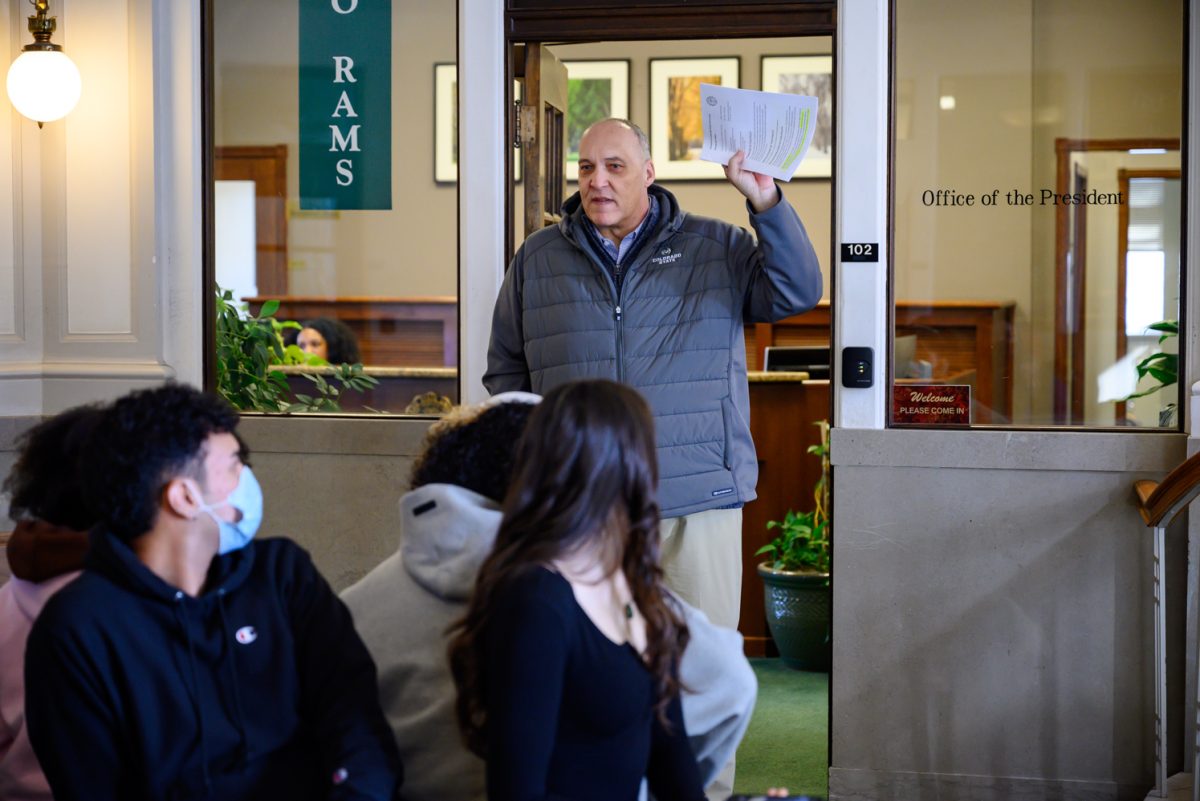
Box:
[24,0,58,49]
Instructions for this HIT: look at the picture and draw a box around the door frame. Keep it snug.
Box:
[1052,137,1182,425]
[213,145,289,296]
[1116,167,1183,424]
[457,0,839,406]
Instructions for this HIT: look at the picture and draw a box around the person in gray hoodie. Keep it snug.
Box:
[341,392,757,801]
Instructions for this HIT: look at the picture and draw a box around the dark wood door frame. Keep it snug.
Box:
[506,1,835,41]
[214,145,289,296]
[1052,137,1179,424]
[1115,167,1181,422]
[503,0,838,656]
[503,1,837,262]
[1068,165,1088,424]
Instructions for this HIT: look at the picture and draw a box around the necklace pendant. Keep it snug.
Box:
[624,602,633,620]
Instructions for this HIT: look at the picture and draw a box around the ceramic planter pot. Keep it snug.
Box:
[757,563,831,671]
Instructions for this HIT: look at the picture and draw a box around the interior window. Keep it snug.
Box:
[210,0,457,415]
[892,1,1185,428]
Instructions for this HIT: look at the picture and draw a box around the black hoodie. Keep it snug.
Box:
[24,529,402,801]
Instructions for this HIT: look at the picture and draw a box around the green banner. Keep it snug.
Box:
[299,0,391,210]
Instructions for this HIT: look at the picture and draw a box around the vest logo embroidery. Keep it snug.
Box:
[235,626,258,645]
[712,487,735,497]
[651,247,682,265]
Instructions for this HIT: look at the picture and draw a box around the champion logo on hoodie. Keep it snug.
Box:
[235,626,258,645]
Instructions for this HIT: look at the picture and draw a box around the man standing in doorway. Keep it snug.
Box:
[485,117,822,636]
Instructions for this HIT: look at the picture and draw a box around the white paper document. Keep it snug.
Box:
[698,83,820,182]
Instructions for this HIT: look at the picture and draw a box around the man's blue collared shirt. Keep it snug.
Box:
[585,196,659,294]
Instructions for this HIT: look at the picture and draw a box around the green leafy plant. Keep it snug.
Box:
[756,420,830,573]
[214,287,378,413]
[1120,319,1178,426]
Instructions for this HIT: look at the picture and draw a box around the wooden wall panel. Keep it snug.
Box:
[741,378,829,656]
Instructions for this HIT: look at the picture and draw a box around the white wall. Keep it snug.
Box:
[0,0,182,416]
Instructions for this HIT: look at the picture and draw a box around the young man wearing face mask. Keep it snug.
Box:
[23,384,402,801]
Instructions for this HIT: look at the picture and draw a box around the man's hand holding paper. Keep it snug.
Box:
[699,83,820,182]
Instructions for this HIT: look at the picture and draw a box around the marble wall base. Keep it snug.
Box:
[830,429,1188,798]
[237,415,435,591]
[829,767,1148,801]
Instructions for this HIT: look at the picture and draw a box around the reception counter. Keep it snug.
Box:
[742,371,827,655]
[271,365,458,413]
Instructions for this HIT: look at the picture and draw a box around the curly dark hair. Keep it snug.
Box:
[447,379,688,756]
[81,383,243,542]
[301,317,361,364]
[4,403,106,531]
[409,401,537,502]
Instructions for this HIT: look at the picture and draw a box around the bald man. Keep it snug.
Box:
[485,115,821,652]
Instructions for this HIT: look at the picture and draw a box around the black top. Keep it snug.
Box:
[25,530,402,801]
[482,567,705,801]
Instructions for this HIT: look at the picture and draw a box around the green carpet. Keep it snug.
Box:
[732,659,829,798]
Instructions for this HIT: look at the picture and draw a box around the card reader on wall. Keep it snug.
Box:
[841,346,873,388]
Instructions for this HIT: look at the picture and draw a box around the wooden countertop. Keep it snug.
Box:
[271,365,457,379]
[273,366,809,382]
[748,370,811,383]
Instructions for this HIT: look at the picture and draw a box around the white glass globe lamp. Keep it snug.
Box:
[6,1,81,127]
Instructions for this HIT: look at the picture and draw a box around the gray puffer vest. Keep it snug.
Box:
[485,185,822,518]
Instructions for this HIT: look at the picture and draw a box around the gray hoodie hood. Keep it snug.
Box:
[399,483,501,602]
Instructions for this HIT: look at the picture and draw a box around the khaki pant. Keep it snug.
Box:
[659,507,744,799]
[659,507,743,630]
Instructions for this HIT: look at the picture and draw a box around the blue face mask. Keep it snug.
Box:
[195,466,264,554]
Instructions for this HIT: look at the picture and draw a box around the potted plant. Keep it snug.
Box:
[1118,319,1178,427]
[755,420,831,671]
[214,287,378,413]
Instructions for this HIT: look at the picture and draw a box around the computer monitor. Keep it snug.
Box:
[894,334,917,378]
[763,345,830,379]
[894,334,932,379]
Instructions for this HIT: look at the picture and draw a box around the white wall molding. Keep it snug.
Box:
[63,0,134,337]
[1192,381,1199,439]
[1,0,198,414]
[151,0,202,387]
[0,360,175,380]
[0,1,18,341]
[457,0,505,406]
[833,0,888,429]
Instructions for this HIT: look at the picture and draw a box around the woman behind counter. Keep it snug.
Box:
[296,317,361,364]
[448,379,706,801]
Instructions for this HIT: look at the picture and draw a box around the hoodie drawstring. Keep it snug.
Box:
[174,593,212,794]
[216,588,252,764]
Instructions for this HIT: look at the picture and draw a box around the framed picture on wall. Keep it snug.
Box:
[760,55,833,178]
[648,57,740,180]
[564,59,631,182]
[434,63,522,184]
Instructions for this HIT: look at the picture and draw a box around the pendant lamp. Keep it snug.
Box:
[6,0,82,128]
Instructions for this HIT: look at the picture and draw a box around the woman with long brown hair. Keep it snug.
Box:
[447,379,706,801]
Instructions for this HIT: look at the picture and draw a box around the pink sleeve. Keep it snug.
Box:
[0,574,79,799]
